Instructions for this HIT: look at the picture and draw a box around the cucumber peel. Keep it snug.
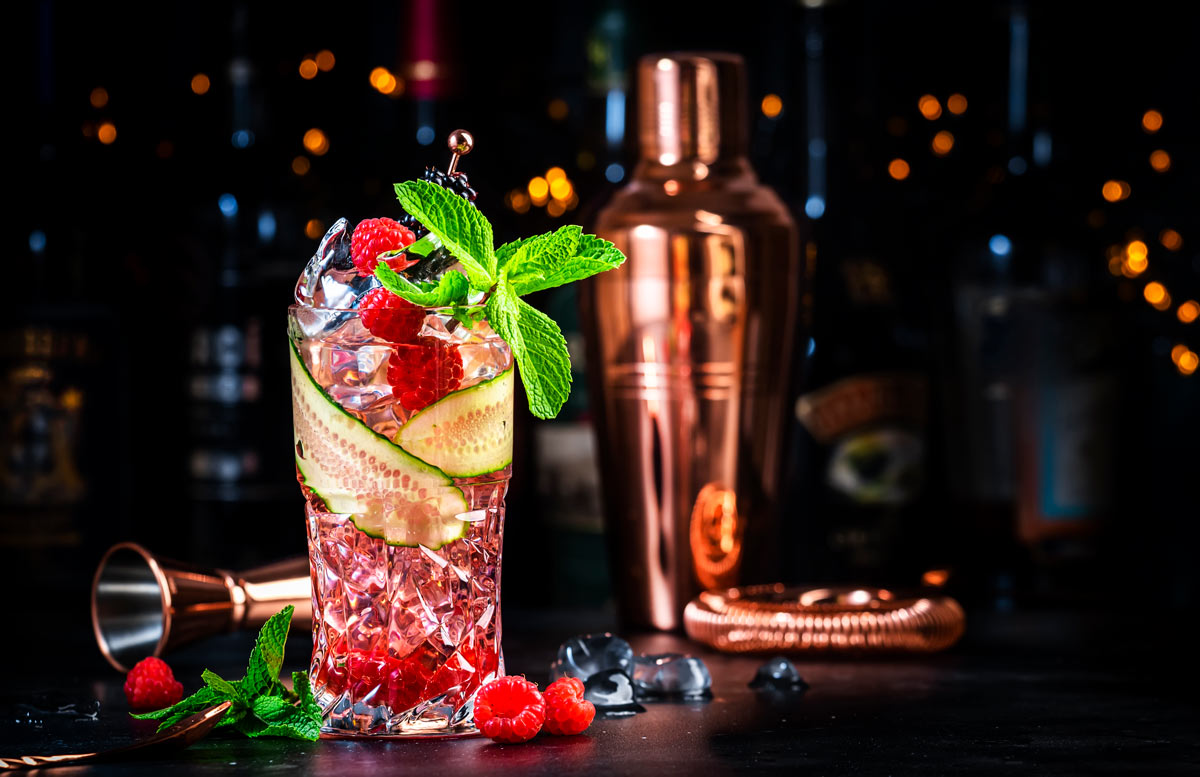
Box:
[289,341,468,549]
[397,368,514,478]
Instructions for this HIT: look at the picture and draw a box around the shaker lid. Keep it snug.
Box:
[637,52,747,165]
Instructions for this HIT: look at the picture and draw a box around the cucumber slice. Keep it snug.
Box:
[397,368,514,478]
[289,341,468,549]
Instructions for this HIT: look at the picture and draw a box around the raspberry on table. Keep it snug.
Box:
[124,656,184,711]
[387,339,464,412]
[542,676,596,736]
[350,217,417,276]
[359,288,427,343]
[473,676,546,743]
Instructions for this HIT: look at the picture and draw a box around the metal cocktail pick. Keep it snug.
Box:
[91,543,311,672]
[0,701,230,770]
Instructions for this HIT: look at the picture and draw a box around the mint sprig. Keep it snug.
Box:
[376,179,626,419]
[131,606,321,741]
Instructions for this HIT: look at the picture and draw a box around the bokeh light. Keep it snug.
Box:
[528,176,549,203]
[761,94,783,119]
[888,158,910,180]
[549,178,572,200]
[292,156,311,176]
[1159,229,1183,251]
[547,98,568,120]
[1144,282,1170,310]
[1101,180,1130,202]
[1149,149,1171,172]
[918,94,941,120]
[299,58,318,80]
[304,219,325,240]
[90,87,108,108]
[303,128,329,156]
[931,130,954,156]
[1141,110,1163,133]
[947,93,967,114]
[191,73,210,95]
[315,50,335,72]
[1177,300,1199,324]
[97,122,117,145]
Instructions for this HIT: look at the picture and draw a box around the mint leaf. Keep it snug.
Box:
[292,671,322,722]
[241,605,293,697]
[201,669,241,700]
[495,234,542,268]
[487,280,572,419]
[505,230,624,296]
[131,686,225,731]
[395,180,495,290]
[375,263,469,307]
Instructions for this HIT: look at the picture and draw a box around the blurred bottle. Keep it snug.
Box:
[787,229,936,586]
[947,1,1116,606]
[185,6,293,567]
[581,53,802,630]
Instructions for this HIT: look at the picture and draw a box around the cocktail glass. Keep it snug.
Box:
[288,302,513,737]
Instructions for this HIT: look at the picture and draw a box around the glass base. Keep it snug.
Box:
[317,689,480,738]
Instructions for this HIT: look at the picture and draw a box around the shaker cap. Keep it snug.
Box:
[637,52,747,165]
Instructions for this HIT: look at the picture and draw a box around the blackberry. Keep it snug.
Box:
[396,166,478,237]
[422,165,478,202]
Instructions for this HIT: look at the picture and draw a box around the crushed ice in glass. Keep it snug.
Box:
[748,656,810,692]
[550,633,634,681]
[582,669,645,716]
[631,653,712,699]
[295,218,379,310]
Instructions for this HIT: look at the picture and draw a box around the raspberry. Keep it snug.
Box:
[387,339,464,412]
[124,657,184,711]
[359,288,426,343]
[542,677,596,736]
[473,676,545,743]
[351,217,417,276]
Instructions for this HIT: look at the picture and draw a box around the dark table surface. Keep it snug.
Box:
[3,608,1197,776]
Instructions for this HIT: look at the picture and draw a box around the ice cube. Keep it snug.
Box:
[582,669,645,716]
[550,633,634,681]
[748,656,809,692]
[630,653,712,699]
[294,217,381,312]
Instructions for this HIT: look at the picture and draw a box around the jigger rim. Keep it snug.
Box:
[91,542,172,673]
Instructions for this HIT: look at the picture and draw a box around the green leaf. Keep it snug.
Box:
[487,280,572,419]
[248,693,320,741]
[494,233,544,269]
[375,263,470,307]
[504,230,625,296]
[130,686,226,730]
[241,605,293,696]
[291,671,322,722]
[201,669,241,699]
[395,180,495,290]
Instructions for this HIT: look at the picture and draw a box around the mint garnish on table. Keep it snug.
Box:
[131,606,321,741]
[375,178,626,419]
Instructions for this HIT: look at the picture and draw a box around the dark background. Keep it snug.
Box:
[9,0,1198,628]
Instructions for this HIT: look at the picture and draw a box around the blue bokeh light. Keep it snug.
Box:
[231,129,254,149]
[29,230,47,254]
[805,195,826,219]
[416,126,435,146]
[218,193,238,219]
[989,234,1012,257]
[257,210,277,242]
[605,163,625,183]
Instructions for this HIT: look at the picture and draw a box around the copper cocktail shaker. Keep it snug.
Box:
[581,53,803,630]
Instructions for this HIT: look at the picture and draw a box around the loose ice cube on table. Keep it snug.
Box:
[630,653,712,699]
[550,633,634,681]
[582,669,645,716]
[748,656,810,692]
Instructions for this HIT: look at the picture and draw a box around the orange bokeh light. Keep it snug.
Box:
[97,122,117,145]
[1178,301,1199,324]
[303,128,329,156]
[888,158,910,180]
[931,130,954,156]
[1144,282,1167,305]
[1159,229,1182,251]
[1142,110,1163,133]
[304,219,324,240]
[191,73,210,95]
[1149,149,1171,172]
[918,94,941,120]
[947,93,967,114]
[90,87,109,108]
[316,50,335,72]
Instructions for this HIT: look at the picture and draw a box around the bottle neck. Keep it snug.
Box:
[636,53,748,170]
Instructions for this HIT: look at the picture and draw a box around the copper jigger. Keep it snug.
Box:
[91,542,312,672]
